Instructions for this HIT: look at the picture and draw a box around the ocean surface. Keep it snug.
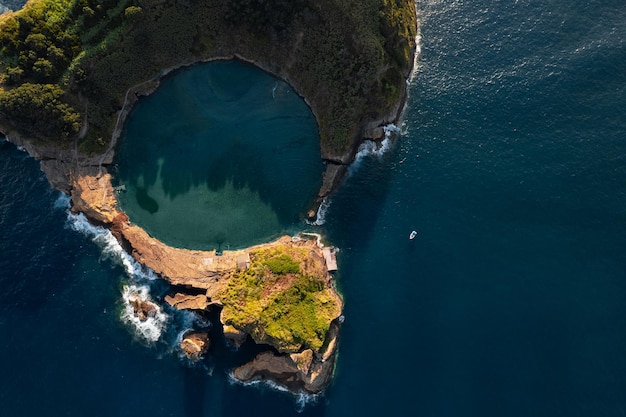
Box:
[1,0,625,416]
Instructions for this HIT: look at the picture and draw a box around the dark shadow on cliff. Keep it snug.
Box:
[180,307,330,416]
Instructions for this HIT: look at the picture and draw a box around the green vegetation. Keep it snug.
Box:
[262,251,301,275]
[0,0,417,156]
[219,246,342,353]
[0,83,81,139]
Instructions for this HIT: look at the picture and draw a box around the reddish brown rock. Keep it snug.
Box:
[232,349,336,394]
[69,172,344,393]
[290,349,314,375]
[127,296,158,322]
[222,324,247,346]
[180,332,210,361]
[164,293,209,311]
[232,320,341,393]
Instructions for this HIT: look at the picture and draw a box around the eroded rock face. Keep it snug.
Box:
[71,173,119,225]
[180,332,210,361]
[69,171,343,393]
[290,349,314,375]
[232,350,335,394]
[232,321,341,393]
[164,293,209,311]
[223,324,247,346]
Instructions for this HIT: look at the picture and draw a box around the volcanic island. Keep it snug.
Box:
[0,0,418,393]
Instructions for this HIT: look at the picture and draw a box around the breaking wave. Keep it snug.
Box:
[66,212,157,281]
[307,196,331,226]
[349,123,402,176]
[65,211,166,342]
[53,192,71,211]
[121,284,169,343]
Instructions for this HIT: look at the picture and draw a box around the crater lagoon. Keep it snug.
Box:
[114,60,323,250]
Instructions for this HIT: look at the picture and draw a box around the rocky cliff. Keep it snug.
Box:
[0,0,419,203]
[69,171,343,393]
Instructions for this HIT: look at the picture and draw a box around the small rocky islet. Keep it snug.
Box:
[72,172,343,392]
[0,0,418,393]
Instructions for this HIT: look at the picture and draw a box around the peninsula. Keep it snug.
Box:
[0,0,417,393]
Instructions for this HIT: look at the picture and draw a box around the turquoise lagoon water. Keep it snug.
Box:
[114,60,323,250]
[1,0,626,416]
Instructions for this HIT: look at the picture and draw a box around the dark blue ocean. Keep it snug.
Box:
[1,0,625,415]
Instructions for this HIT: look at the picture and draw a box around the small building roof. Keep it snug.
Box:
[322,247,338,272]
[236,253,251,270]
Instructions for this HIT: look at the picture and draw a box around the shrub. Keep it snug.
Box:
[0,83,81,139]
[262,253,300,275]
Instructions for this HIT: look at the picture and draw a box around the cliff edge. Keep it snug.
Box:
[71,171,343,393]
[0,0,418,200]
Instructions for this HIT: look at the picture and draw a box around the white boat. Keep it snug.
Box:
[409,230,418,240]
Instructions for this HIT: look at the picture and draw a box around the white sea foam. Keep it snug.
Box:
[53,192,71,210]
[174,310,211,346]
[353,138,390,163]
[409,32,423,84]
[352,123,401,167]
[307,196,331,226]
[66,212,157,281]
[121,284,169,343]
[383,123,401,138]
[66,211,167,342]
[227,372,319,411]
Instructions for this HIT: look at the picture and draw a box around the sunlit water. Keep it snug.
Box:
[1,1,625,415]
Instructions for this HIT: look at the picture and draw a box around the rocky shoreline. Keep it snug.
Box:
[61,171,342,393]
[0,0,419,397]
[0,51,414,392]
[0,42,417,208]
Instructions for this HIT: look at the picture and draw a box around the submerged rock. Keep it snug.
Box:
[180,331,210,361]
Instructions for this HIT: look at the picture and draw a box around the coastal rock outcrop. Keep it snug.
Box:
[223,324,247,346]
[127,295,159,322]
[180,332,210,361]
[232,320,340,393]
[164,293,210,311]
[68,172,343,392]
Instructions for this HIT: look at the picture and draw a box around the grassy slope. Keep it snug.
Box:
[0,0,414,354]
[0,0,417,157]
[218,246,342,353]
